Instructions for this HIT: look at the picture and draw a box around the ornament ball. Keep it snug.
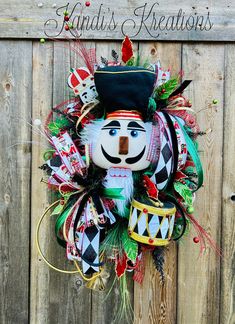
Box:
[187,206,194,214]
[193,237,200,243]
[33,119,42,126]
[85,1,91,7]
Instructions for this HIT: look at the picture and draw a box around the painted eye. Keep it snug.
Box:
[130,130,138,138]
[109,129,117,136]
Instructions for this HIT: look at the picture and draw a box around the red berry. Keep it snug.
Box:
[193,237,200,243]
[161,88,166,93]
[143,208,148,213]
[85,1,90,6]
[65,24,69,31]
[64,15,69,21]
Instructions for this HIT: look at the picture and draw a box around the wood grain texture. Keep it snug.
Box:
[0,0,235,41]
[0,36,233,324]
[30,40,92,324]
[30,40,54,324]
[220,44,235,324]
[134,42,181,324]
[0,40,32,323]
[177,43,224,324]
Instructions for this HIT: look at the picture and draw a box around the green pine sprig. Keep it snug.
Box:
[48,117,71,136]
[155,77,179,100]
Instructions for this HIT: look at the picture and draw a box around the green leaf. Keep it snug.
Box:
[48,117,71,136]
[50,203,65,217]
[174,181,193,206]
[122,230,138,263]
[155,77,179,100]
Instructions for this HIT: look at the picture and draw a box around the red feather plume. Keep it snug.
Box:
[121,36,134,63]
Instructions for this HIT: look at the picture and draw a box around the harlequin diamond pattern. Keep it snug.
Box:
[148,214,160,237]
[133,213,172,240]
[137,213,147,235]
[160,217,169,239]
[129,207,138,229]
[169,214,175,235]
[151,128,173,191]
[82,226,100,275]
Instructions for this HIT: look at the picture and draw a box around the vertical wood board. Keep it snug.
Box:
[0,40,32,324]
[177,43,224,324]
[220,44,235,324]
[30,40,54,324]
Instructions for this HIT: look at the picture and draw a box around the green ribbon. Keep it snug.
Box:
[102,188,125,200]
[54,202,75,248]
[176,118,203,192]
[148,97,157,112]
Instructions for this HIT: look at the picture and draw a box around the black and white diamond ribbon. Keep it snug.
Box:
[151,112,173,190]
[81,225,100,275]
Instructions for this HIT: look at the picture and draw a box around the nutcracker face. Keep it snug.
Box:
[68,67,98,104]
[90,119,152,171]
[79,76,97,104]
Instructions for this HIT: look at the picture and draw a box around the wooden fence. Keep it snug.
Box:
[0,1,235,324]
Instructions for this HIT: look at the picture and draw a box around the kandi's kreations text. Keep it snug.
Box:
[44,2,214,38]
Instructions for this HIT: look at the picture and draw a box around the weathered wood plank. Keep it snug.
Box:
[0,1,235,41]
[134,42,181,324]
[30,40,92,324]
[220,44,235,324]
[30,40,54,324]
[0,40,32,324]
[177,43,224,324]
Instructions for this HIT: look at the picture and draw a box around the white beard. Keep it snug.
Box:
[103,167,133,216]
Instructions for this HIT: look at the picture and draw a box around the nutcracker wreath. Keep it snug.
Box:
[36,36,220,319]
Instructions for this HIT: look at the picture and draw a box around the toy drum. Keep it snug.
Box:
[128,199,176,246]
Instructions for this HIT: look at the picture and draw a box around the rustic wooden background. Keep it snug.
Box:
[0,1,235,324]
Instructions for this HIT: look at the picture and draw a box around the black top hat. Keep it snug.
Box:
[94,66,156,118]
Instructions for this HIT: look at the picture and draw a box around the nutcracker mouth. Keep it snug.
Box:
[125,147,146,164]
[101,145,121,164]
[101,145,146,165]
